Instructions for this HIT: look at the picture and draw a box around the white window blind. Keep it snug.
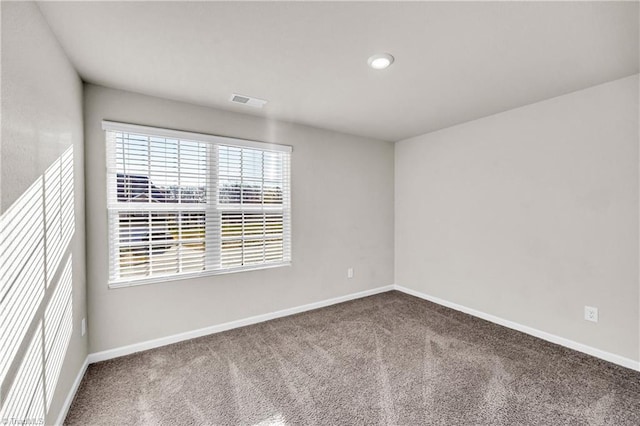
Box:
[104,121,291,287]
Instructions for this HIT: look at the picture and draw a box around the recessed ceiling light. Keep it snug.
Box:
[367,53,394,70]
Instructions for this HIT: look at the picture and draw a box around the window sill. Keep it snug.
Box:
[108,261,291,289]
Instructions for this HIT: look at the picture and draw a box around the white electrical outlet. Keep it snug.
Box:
[81,318,87,336]
[584,306,598,323]
[347,267,354,279]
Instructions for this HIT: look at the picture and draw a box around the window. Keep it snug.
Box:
[104,121,291,287]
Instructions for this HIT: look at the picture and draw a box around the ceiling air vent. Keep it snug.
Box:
[229,93,267,108]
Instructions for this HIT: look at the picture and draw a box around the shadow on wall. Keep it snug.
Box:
[1,146,75,423]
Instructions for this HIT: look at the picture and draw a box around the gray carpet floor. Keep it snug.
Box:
[65,291,640,425]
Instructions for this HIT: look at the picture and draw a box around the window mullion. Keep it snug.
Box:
[177,141,182,274]
[240,148,245,266]
[261,152,266,264]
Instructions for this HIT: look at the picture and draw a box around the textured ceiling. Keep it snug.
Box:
[38,1,639,142]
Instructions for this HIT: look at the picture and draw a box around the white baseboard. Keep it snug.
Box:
[55,356,89,426]
[88,285,395,364]
[394,285,640,372]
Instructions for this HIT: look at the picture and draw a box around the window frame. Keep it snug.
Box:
[103,120,292,288]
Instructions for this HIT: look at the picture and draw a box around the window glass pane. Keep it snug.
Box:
[115,210,206,280]
[217,146,285,206]
[116,133,207,204]
[220,211,284,268]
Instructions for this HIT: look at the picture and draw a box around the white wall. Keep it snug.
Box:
[396,75,639,362]
[1,1,86,424]
[84,84,394,353]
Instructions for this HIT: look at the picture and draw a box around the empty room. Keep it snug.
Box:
[1,1,639,425]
